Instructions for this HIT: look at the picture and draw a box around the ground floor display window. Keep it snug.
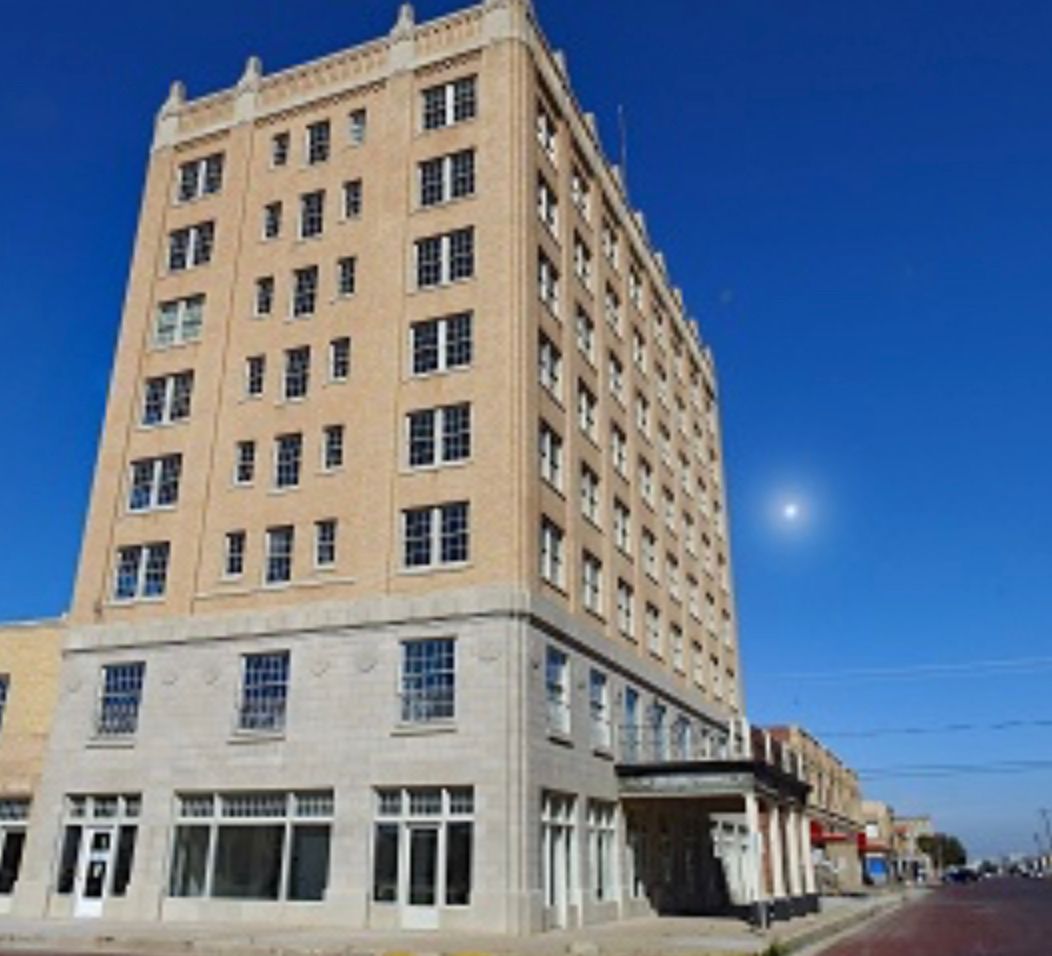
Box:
[541,791,577,927]
[372,786,474,919]
[0,798,29,895]
[586,800,617,902]
[55,794,140,917]
[168,790,333,902]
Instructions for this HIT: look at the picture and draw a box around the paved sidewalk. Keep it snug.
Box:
[0,893,911,956]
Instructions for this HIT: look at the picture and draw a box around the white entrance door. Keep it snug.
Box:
[402,825,440,930]
[74,828,114,918]
[543,823,572,928]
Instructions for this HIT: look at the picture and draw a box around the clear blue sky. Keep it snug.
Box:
[2,0,1050,859]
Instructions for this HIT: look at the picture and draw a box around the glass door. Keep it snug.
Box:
[74,828,114,918]
[402,825,439,929]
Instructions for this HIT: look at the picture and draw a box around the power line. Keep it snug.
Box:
[857,760,1052,780]
[817,717,1052,739]
[758,654,1052,684]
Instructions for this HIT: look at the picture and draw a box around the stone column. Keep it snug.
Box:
[768,803,786,901]
[801,814,817,895]
[744,793,764,904]
[787,807,803,897]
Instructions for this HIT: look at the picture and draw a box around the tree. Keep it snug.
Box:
[918,833,967,868]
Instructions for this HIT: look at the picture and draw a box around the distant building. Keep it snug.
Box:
[893,815,935,883]
[861,800,896,885]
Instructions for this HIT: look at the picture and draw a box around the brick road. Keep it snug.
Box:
[820,878,1052,955]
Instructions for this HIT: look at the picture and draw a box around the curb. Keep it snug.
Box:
[759,893,909,955]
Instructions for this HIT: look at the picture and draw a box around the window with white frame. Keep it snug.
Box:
[580,464,600,525]
[343,179,363,218]
[114,542,170,601]
[306,119,331,164]
[421,75,477,130]
[628,264,644,309]
[400,638,455,723]
[329,337,351,381]
[581,551,603,616]
[541,792,576,911]
[283,346,310,400]
[128,454,182,511]
[645,603,662,658]
[142,371,193,425]
[168,221,214,271]
[663,487,676,532]
[536,102,557,162]
[402,502,470,569]
[271,131,290,167]
[410,313,472,375]
[571,166,591,220]
[659,424,673,466]
[419,150,475,207]
[274,433,303,489]
[265,526,294,584]
[299,190,325,239]
[538,334,562,399]
[635,391,651,437]
[539,422,563,490]
[177,153,224,202]
[613,498,631,555]
[588,670,610,751]
[348,108,367,146]
[639,456,655,506]
[314,519,337,567]
[245,355,265,397]
[544,646,570,735]
[604,284,622,334]
[616,579,635,639]
[704,592,717,633]
[262,201,282,240]
[670,625,685,673]
[650,700,668,759]
[688,575,701,620]
[373,787,474,909]
[224,530,246,578]
[154,294,204,347]
[415,228,474,288]
[169,790,332,902]
[576,306,595,363]
[611,424,628,476]
[632,327,647,373]
[671,714,692,759]
[642,528,659,581]
[577,382,597,441]
[0,677,8,734]
[238,651,290,732]
[537,175,558,234]
[668,553,681,602]
[539,517,564,588]
[587,801,616,901]
[291,266,319,317]
[691,640,705,687]
[407,404,471,467]
[234,441,255,485]
[538,250,560,315]
[573,233,593,288]
[622,686,640,761]
[601,217,619,269]
[684,512,697,555]
[608,351,625,404]
[711,656,723,698]
[322,424,344,471]
[254,277,274,317]
[96,662,146,737]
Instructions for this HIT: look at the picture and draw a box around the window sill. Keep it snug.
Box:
[592,745,614,761]
[407,366,472,384]
[228,730,286,744]
[415,193,478,215]
[106,596,166,608]
[547,729,573,748]
[401,458,473,476]
[399,561,472,578]
[391,721,457,737]
[86,736,136,750]
[410,275,477,297]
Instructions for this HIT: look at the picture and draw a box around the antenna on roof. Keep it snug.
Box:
[617,104,628,191]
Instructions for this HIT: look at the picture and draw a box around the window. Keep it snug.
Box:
[314,520,337,567]
[587,802,616,902]
[167,222,214,271]
[616,579,635,639]
[601,218,619,269]
[538,251,560,315]
[642,529,659,581]
[576,306,595,363]
[114,543,170,601]
[581,552,602,616]
[573,234,593,288]
[245,355,265,398]
[712,656,723,698]
[537,176,558,233]
[234,441,255,485]
[402,502,470,569]
[348,108,367,146]
[239,652,289,733]
[588,671,610,751]
[254,277,274,317]
[342,179,363,219]
[177,153,224,202]
[608,352,625,404]
[691,640,705,687]
[373,787,474,908]
[415,228,474,288]
[671,625,685,672]
[400,639,455,723]
[580,464,600,525]
[663,487,676,531]
[571,167,590,220]
[170,790,332,902]
[538,334,562,399]
[613,499,632,555]
[610,425,627,476]
[299,190,325,239]
[577,382,597,440]
[292,266,319,317]
[128,454,182,511]
[322,425,344,470]
[539,518,565,588]
[96,663,145,737]
[536,102,557,161]
[539,422,563,490]
[650,700,668,759]
[635,392,651,437]
[57,795,140,900]
[622,686,641,762]
[604,285,622,334]
[329,337,351,381]
[265,526,294,584]
[645,603,662,656]
[407,404,471,467]
[274,434,303,489]
[545,647,570,735]
[411,313,472,375]
[154,294,204,347]
[263,201,282,240]
[632,328,648,372]
[336,256,356,298]
[420,150,475,206]
[283,346,310,400]
[639,457,655,505]
[628,264,644,309]
[422,75,477,130]
[0,678,7,733]
[224,531,246,577]
[688,575,701,620]
[306,120,331,164]
[271,132,290,167]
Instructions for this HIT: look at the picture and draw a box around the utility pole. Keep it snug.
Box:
[1040,808,1052,853]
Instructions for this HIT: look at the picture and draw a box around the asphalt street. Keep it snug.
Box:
[820,878,1052,956]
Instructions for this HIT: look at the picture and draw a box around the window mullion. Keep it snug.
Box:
[431,507,441,568]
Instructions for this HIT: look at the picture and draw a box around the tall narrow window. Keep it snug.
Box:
[337,256,356,297]
[292,266,319,317]
[238,652,290,731]
[254,277,274,317]
[265,527,294,585]
[306,120,331,164]
[343,179,362,218]
[315,520,337,567]
[581,551,602,615]
[299,190,325,239]
[263,201,282,240]
[588,672,611,751]
[322,425,344,470]
[545,647,570,735]
[283,346,311,400]
[348,109,367,146]
[96,663,146,737]
[538,422,563,490]
[274,434,303,489]
[271,132,290,167]
[234,441,256,485]
[224,531,246,577]
[329,337,351,381]
[539,518,564,588]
